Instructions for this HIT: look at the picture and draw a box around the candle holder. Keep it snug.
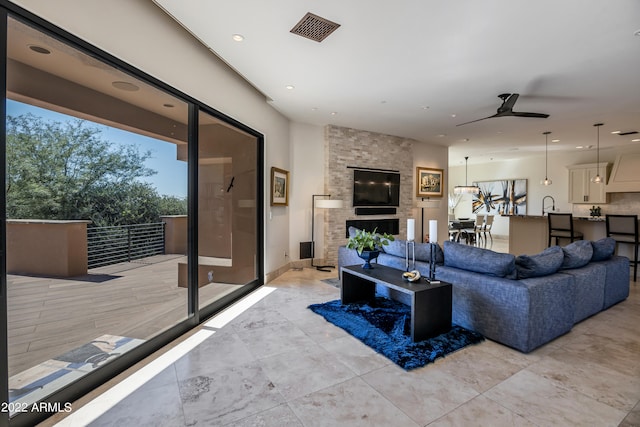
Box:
[405,240,415,271]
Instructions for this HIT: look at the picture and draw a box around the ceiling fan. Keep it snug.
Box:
[456,93,549,126]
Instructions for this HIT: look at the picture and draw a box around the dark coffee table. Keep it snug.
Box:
[341,264,452,342]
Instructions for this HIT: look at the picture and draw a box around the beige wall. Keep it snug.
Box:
[6,220,89,277]
[161,216,187,254]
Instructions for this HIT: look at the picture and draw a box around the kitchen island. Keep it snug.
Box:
[508,215,607,255]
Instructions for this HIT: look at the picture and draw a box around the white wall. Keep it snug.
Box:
[289,123,325,262]
[448,144,640,237]
[13,0,293,278]
[412,143,449,244]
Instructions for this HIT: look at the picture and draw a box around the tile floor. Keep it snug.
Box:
[45,267,639,427]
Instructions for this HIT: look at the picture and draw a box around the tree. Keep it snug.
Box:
[6,113,173,225]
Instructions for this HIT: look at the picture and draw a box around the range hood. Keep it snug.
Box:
[606,153,640,193]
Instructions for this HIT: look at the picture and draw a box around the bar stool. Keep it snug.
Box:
[548,213,583,247]
[606,214,638,282]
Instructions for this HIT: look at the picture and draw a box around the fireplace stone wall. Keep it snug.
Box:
[323,125,416,265]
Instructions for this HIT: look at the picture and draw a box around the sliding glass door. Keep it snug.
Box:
[1,7,263,426]
[197,110,259,311]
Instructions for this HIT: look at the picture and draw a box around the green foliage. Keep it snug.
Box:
[346,228,395,255]
[6,113,185,226]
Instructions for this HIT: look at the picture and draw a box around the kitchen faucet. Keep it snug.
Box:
[542,195,555,215]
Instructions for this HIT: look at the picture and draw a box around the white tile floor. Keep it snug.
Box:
[43,266,640,427]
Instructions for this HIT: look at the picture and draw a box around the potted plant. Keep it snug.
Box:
[346,228,394,269]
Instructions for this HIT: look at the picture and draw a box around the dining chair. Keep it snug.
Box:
[468,214,485,245]
[482,215,494,244]
[547,213,583,247]
[606,214,638,282]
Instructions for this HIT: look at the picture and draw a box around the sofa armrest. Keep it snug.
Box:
[338,246,364,280]
[592,255,630,308]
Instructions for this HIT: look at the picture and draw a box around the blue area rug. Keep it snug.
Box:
[308,297,484,370]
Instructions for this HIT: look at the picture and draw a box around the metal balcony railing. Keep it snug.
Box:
[87,222,165,269]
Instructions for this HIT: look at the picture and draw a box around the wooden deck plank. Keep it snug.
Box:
[6,255,251,376]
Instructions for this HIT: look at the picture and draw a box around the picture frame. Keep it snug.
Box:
[270,167,289,206]
[416,167,444,197]
[472,178,527,215]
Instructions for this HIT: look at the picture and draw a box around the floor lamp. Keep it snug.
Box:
[416,198,441,243]
[312,194,344,272]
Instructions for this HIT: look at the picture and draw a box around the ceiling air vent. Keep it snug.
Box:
[290,12,340,42]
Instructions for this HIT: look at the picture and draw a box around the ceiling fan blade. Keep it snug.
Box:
[498,93,519,113]
[457,92,549,126]
[510,112,550,118]
[456,114,498,126]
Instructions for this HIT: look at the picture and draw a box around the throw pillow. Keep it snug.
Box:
[515,246,564,279]
[561,240,593,269]
[382,239,406,257]
[443,241,516,278]
[591,237,616,261]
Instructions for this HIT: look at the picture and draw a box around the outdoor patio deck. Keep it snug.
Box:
[7,255,242,376]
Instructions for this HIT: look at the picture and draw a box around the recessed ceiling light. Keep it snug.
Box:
[232,34,244,42]
[551,139,560,142]
[451,114,457,118]
[421,106,429,110]
[436,134,446,137]
[330,112,337,116]
[576,145,583,149]
[112,81,139,92]
[311,107,318,111]
[285,85,295,90]
[632,138,640,142]
[611,130,621,134]
[28,44,50,54]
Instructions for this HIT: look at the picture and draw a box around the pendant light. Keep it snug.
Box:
[591,123,604,184]
[541,131,552,185]
[454,156,480,194]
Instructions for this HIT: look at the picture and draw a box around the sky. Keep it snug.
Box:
[6,99,188,198]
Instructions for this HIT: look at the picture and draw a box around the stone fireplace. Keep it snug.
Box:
[322,125,416,265]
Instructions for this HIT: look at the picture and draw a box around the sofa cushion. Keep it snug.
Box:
[515,246,564,279]
[383,239,444,264]
[561,240,593,269]
[443,241,516,278]
[591,237,616,261]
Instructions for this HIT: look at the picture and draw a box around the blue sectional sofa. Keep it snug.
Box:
[337,238,630,353]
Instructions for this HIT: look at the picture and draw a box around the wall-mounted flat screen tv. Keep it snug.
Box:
[353,169,400,207]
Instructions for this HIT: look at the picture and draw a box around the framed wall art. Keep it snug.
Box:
[472,178,527,215]
[416,167,444,197]
[270,167,289,206]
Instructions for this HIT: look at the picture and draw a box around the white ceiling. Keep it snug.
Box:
[153,0,640,165]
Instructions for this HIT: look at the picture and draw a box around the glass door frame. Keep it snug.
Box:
[0,2,264,426]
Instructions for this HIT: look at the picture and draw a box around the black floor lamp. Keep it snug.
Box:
[416,198,441,242]
[311,194,344,272]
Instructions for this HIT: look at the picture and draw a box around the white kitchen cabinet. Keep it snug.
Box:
[567,163,610,204]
